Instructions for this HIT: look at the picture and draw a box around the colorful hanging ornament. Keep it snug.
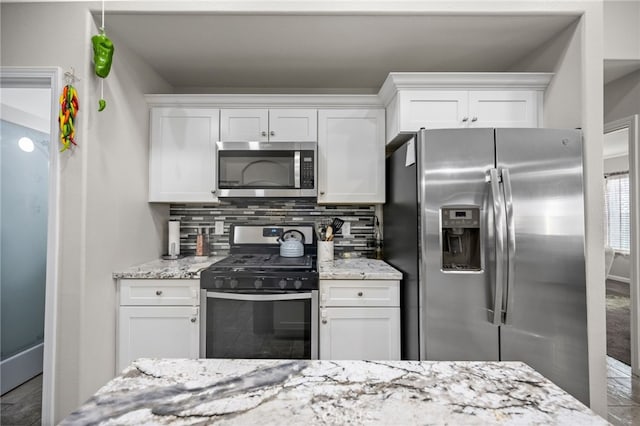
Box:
[92,0,114,111]
[59,84,79,152]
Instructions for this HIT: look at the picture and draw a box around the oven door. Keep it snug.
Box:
[216,141,316,197]
[200,290,318,359]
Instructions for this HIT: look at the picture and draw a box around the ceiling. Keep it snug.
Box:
[104,13,578,92]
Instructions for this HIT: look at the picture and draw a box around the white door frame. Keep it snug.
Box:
[605,114,640,376]
[0,66,61,425]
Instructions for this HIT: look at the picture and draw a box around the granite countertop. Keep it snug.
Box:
[61,358,605,425]
[319,258,402,280]
[113,256,226,279]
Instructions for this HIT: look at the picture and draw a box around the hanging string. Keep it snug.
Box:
[101,0,105,31]
[101,80,104,102]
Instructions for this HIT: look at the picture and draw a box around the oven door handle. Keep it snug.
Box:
[205,291,313,301]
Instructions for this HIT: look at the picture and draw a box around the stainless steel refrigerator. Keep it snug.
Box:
[384,128,589,404]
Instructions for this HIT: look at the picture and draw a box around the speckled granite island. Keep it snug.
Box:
[62,358,605,425]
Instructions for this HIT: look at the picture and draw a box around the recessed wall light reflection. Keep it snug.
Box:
[18,137,35,153]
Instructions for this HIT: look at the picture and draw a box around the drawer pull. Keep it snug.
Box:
[156,290,163,296]
[322,320,327,324]
[190,317,197,323]
[357,292,363,297]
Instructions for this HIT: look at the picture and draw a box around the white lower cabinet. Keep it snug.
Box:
[117,279,200,372]
[319,280,400,360]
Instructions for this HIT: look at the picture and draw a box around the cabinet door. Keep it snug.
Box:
[317,109,385,204]
[268,109,317,142]
[468,90,538,128]
[220,109,269,141]
[319,307,400,360]
[117,306,199,372]
[400,90,469,130]
[149,108,219,202]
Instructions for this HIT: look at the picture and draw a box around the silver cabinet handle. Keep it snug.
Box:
[320,191,325,195]
[489,168,506,326]
[261,131,267,137]
[502,168,516,325]
[471,117,478,122]
[462,117,469,122]
[357,292,363,297]
[156,290,163,296]
[270,130,275,136]
[322,319,327,324]
[190,317,197,323]
[211,189,217,195]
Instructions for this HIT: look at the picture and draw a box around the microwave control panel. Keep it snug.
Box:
[301,150,315,189]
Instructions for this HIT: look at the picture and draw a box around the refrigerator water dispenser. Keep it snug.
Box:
[441,206,481,272]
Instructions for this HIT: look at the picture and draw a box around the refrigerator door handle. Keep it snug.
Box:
[489,168,506,325]
[502,168,516,325]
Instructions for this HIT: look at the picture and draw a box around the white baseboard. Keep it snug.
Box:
[608,274,631,284]
[0,343,43,395]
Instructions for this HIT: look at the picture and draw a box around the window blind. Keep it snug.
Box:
[604,173,630,252]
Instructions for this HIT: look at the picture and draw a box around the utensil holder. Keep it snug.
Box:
[318,241,334,264]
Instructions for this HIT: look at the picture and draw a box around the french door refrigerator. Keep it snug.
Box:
[384,128,589,404]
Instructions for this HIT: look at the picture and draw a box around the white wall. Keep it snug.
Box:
[604,0,640,59]
[1,2,171,422]
[604,155,629,174]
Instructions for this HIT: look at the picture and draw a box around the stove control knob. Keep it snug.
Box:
[278,279,287,289]
[229,279,238,289]
[214,279,224,289]
[254,279,263,289]
[294,280,302,290]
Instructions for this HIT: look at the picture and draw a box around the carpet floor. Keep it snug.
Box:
[606,279,631,366]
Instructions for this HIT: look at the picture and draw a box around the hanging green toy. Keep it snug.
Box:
[91,28,114,111]
[92,1,114,112]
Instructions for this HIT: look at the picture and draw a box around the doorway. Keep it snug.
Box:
[0,67,61,426]
[604,115,640,376]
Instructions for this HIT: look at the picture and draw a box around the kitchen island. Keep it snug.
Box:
[61,358,605,425]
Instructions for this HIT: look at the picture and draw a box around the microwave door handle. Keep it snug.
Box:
[294,151,301,189]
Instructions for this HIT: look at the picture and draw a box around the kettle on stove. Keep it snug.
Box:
[278,229,305,257]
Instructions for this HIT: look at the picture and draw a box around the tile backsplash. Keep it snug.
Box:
[170,199,378,258]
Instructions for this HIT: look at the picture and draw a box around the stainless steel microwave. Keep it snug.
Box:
[215,141,317,197]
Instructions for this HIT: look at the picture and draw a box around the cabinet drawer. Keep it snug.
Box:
[320,280,399,307]
[120,279,199,306]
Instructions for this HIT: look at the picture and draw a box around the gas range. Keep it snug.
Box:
[200,224,318,291]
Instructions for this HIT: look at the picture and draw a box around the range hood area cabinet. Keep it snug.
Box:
[220,108,317,142]
[378,73,553,148]
[317,109,386,204]
[149,108,220,203]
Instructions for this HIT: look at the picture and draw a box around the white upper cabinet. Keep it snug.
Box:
[317,109,385,204]
[269,109,317,142]
[220,108,268,141]
[399,90,469,130]
[149,108,219,203]
[220,108,317,142]
[379,73,552,147]
[467,91,538,128]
